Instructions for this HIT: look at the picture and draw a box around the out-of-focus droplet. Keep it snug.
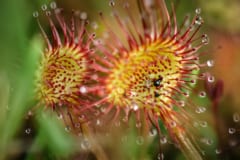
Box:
[157,153,164,160]
[207,60,214,67]
[207,75,215,83]
[215,148,222,154]
[41,4,48,11]
[81,139,91,150]
[136,136,144,145]
[160,136,167,144]
[199,91,206,98]
[228,128,236,134]
[50,1,57,9]
[25,128,31,134]
[136,122,142,128]
[195,8,201,14]
[33,11,39,18]
[233,113,240,122]
[200,121,207,127]
[202,34,209,45]
[80,12,87,20]
[109,0,115,7]
[149,128,157,137]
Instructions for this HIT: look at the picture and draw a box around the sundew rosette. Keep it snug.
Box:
[82,0,211,159]
[33,2,96,124]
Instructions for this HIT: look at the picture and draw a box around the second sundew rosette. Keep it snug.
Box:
[33,2,98,126]
[79,0,212,160]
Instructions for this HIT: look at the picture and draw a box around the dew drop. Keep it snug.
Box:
[78,115,85,121]
[136,122,142,128]
[199,91,206,98]
[96,119,101,125]
[202,34,209,45]
[195,8,201,14]
[157,153,164,160]
[80,12,87,20]
[228,128,236,134]
[215,148,222,154]
[41,4,48,11]
[25,128,31,134]
[207,75,215,83]
[206,139,213,145]
[195,16,203,25]
[79,86,87,93]
[170,121,177,128]
[50,1,57,9]
[136,136,144,145]
[207,60,214,67]
[65,126,71,132]
[91,22,98,30]
[160,136,167,144]
[57,114,63,119]
[109,1,115,6]
[178,100,185,107]
[132,103,139,111]
[149,128,157,137]
[196,106,206,113]
[33,11,39,18]
[233,113,240,122]
[81,139,91,150]
[200,121,208,127]
[75,123,80,128]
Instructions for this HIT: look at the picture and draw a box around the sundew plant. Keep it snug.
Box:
[1,0,240,160]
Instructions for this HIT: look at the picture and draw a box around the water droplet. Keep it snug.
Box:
[202,34,209,45]
[228,128,236,134]
[160,136,167,144]
[206,139,213,145]
[178,100,185,107]
[157,153,164,160]
[57,114,63,119]
[199,91,206,98]
[195,106,206,113]
[117,87,124,94]
[193,121,199,127]
[207,60,214,67]
[80,12,87,20]
[65,126,71,132]
[96,119,101,125]
[136,122,142,128]
[149,128,157,137]
[78,115,85,121]
[41,4,48,11]
[75,123,80,128]
[81,139,90,150]
[109,1,115,6]
[132,103,139,111]
[91,22,98,30]
[233,113,240,122]
[50,1,57,9]
[79,86,87,93]
[207,75,215,83]
[170,121,177,128]
[46,11,51,16]
[215,148,222,154]
[136,136,144,145]
[33,11,39,18]
[200,121,207,127]
[195,16,203,25]
[25,128,31,134]
[195,8,201,14]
